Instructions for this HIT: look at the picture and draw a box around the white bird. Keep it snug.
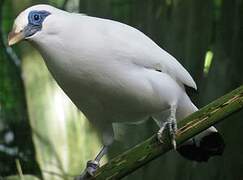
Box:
[8,4,225,178]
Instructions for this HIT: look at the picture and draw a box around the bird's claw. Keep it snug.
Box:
[168,121,177,150]
[86,160,100,176]
[157,129,165,144]
[74,160,100,180]
[157,121,177,150]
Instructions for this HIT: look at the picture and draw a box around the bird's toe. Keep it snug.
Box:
[74,160,100,180]
[168,121,177,149]
[157,130,164,144]
[86,160,100,176]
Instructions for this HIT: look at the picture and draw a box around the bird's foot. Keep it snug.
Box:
[86,160,100,176]
[168,117,177,150]
[157,124,166,144]
[74,160,100,180]
[157,120,177,150]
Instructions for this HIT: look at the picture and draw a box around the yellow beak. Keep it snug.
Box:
[8,29,24,46]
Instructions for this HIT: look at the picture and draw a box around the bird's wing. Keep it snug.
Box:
[68,15,197,90]
[132,48,198,90]
[96,17,197,90]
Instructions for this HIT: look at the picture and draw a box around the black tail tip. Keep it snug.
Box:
[177,132,225,162]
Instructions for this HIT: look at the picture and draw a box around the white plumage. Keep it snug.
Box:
[9,4,225,178]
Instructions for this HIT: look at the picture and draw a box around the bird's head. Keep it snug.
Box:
[8,4,60,46]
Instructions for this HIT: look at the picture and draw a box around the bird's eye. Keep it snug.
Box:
[28,10,51,27]
[29,12,42,25]
[33,14,40,21]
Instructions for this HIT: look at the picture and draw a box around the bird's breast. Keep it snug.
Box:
[38,44,166,122]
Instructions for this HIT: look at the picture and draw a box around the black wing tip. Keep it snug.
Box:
[185,85,198,95]
[177,132,225,162]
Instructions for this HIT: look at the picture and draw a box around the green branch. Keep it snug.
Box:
[89,85,243,180]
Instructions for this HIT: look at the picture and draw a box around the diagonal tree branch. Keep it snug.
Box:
[82,85,243,180]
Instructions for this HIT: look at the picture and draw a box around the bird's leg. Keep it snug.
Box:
[157,105,177,149]
[75,146,108,180]
[86,146,108,175]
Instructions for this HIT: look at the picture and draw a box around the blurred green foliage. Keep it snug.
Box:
[0,0,40,177]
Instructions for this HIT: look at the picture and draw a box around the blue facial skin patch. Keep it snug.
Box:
[24,10,51,37]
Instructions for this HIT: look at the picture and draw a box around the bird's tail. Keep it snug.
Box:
[176,93,225,162]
